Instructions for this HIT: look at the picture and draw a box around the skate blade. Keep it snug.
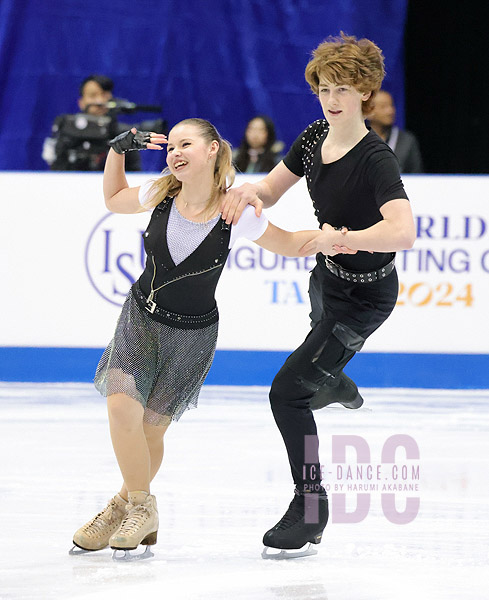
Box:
[112,545,154,562]
[262,543,318,560]
[69,545,103,555]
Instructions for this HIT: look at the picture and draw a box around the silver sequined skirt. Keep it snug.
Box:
[94,291,218,426]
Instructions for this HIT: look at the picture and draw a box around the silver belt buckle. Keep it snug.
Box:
[145,299,157,314]
[324,257,337,275]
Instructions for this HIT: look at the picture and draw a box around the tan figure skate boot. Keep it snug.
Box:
[71,493,127,552]
[109,491,158,551]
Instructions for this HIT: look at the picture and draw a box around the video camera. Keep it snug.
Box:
[44,99,167,171]
[87,98,167,134]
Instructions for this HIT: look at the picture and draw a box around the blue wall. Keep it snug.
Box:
[0,0,408,172]
[1,348,488,389]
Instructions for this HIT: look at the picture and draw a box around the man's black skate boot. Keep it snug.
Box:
[310,372,363,410]
[263,487,329,554]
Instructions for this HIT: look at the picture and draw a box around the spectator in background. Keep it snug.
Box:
[42,75,141,171]
[233,115,284,173]
[368,89,423,173]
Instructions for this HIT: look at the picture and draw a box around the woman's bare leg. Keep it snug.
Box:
[119,420,170,500]
[107,393,150,494]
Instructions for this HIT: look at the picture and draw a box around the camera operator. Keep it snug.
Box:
[42,75,142,171]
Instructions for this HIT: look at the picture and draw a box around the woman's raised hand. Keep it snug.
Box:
[146,131,167,150]
[109,128,167,154]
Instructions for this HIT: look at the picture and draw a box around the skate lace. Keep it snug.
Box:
[85,500,121,534]
[117,504,150,535]
[275,493,304,530]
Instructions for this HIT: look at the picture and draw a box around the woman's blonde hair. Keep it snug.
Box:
[305,32,385,114]
[143,118,235,214]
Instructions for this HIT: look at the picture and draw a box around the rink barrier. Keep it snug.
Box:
[3,173,489,357]
[1,347,488,389]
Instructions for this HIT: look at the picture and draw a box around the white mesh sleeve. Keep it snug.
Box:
[229,205,269,248]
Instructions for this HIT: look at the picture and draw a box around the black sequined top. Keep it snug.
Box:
[284,120,409,272]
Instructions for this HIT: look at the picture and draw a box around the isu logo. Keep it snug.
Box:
[85,212,149,306]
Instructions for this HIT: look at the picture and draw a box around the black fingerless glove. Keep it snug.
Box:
[108,130,151,154]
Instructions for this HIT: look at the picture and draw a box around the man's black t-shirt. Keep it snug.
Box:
[283,119,409,271]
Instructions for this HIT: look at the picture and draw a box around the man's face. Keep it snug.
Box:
[78,81,112,116]
[369,91,396,127]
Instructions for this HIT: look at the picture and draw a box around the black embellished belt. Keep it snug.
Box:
[132,283,219,329]
[321,255,395,283]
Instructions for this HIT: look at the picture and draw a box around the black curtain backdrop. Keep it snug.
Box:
[404,2,489,174]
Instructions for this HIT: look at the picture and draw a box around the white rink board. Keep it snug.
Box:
[1,172,488,353]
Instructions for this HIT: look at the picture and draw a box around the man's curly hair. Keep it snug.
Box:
[305,32,386,114]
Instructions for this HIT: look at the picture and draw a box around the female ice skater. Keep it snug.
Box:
[71,118,322,559]
[221,33,416,558]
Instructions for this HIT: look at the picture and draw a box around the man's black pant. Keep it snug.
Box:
[269,262,399,490]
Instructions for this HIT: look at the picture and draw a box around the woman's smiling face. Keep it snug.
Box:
[166,123,218,181]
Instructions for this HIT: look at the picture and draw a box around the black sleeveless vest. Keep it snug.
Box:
[132,197,231,327]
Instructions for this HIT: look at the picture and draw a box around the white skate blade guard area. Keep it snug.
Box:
[262,543,318,560]
[0,383,488,600]
[111,546,154,562]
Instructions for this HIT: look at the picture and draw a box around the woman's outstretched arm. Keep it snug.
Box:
[253,222,321,257]
[299,199,416,256]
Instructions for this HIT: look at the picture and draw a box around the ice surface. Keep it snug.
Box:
[0,383,488,600]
